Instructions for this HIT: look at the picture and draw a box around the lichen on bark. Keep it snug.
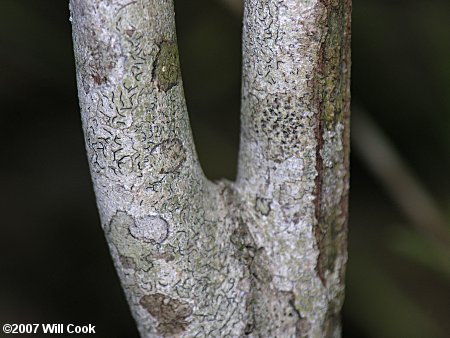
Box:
[153,41,181,92]
[237,0,351,335]
[70,0,351,337]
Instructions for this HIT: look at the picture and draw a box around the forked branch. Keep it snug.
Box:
[70,0,351,336]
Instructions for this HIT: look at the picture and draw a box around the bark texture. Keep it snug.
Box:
[70,0,351,337]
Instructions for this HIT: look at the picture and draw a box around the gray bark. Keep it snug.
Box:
[69,0,351,337]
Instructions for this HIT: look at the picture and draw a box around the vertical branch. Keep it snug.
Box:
[237,0,351,336]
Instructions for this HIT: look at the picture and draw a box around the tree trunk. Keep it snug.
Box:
[69,0,351,337]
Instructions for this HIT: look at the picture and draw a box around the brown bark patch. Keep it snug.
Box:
[140,293,193,336]
[313,1,350,286]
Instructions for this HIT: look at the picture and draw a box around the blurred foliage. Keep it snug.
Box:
[0,0,449,337]
[391,227,450,284]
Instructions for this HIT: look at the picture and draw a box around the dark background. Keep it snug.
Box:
[1,1,449,337]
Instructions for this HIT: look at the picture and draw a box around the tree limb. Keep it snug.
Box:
[70,1,247,336]
[237,0,351,335]
[70,0,351,336]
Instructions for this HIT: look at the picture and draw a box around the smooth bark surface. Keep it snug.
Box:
[70,0,351,337]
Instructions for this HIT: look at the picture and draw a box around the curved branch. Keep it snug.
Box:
[70,0,206,220]
[70,1,242,336]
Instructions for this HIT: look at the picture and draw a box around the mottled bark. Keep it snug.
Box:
[70,0,351,337]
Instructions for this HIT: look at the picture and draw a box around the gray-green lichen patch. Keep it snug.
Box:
[153,41,180,92]
[139,293,193,336]
[129,215,169,244]
[108,211,161,272]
